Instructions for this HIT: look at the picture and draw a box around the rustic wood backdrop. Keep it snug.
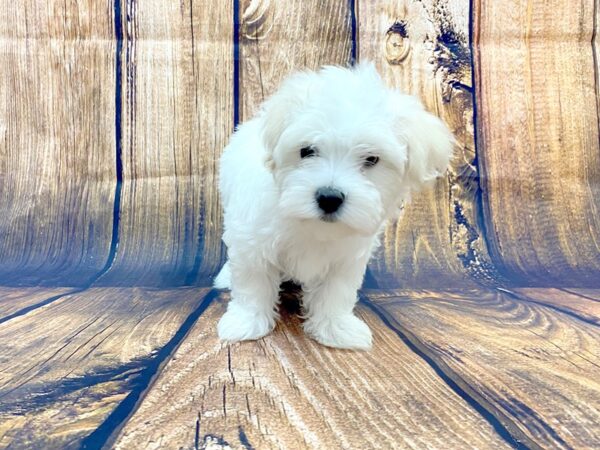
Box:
[1,0,599,449]
[1,0,598,289]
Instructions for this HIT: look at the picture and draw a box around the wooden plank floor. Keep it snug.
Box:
[0,287,75,320]
[365,289,600,449]
[1,287,590,449]
[112,296,512,450]
[109,289,600,450]
[0,287,213,449]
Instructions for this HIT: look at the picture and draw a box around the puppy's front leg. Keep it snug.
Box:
[302,265,372,350]
[217,263,280,342]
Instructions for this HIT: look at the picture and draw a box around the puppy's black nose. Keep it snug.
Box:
[315,187,345,214]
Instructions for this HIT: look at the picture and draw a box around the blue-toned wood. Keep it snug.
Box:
[0,0,116,286]
[0,287,214,448]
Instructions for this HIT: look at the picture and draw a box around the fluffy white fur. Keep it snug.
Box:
[215,63,454,350]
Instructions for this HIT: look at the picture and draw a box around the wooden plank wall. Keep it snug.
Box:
[97,0,233,287]
[0,0,116,285]
[359,1,497,288]
[0,1,599,289]
[474,0,600,286]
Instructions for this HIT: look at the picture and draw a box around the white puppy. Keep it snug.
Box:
[215,63,454,350]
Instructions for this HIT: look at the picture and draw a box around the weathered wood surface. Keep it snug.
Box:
[358,1,497,288]
[0,286,73,319]
[515,287,600,323]
[112,294,512,450]
[473,0,600,286]
[0,0,116,285]
[564,288,600,301]
[239,0,352,120]
[365,289,600,449]
[592,0,600,125]
[98,0,233,287]
[1,0,598,288]
[0,287,211,449]
[2,285,599,449]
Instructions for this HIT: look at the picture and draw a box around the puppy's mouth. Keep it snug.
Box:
[319,213,339,223]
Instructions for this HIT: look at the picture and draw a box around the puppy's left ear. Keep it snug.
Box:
[389,93,455,193]
[260,71,314,169]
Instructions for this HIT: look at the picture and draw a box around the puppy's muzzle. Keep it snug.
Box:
[315,187,345,215]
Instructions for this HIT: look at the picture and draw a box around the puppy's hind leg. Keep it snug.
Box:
[213,261,231,289]
[217,262,280,342]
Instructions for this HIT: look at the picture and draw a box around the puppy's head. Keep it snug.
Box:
[260,63,454,237]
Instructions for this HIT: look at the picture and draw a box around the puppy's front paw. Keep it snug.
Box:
[304,314,372,350]
[217,302,275,342]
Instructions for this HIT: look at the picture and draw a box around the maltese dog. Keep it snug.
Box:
[214,63,454,350]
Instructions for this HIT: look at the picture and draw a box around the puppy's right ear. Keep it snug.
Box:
[260,72,314,168]
[388,92,455,193]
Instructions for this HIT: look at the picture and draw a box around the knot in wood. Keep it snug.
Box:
[241,0,273,40]
[385,22,410,64]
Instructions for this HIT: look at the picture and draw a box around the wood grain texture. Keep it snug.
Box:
[239,0,352,120]
[0,0,116,285]
[0,287,73,318]
[99,0,233,286]
[592,0,600,136]
[358,0,497,288]
[0,286,210,449]
[513,287,600,323]
[563,288,600,301]
[113,295,511,450]
[366,289,600,449]
[473,0,600,286]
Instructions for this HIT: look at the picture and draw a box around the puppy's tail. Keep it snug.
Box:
[213,261,231,289]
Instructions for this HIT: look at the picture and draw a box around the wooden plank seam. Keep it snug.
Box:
[78,289,219,450]
[0,0,126,325]
[357,292,529,450]
[94,0,125,284]
[349,0,357,63]
[498,287,600,327]
[0,288,85,325]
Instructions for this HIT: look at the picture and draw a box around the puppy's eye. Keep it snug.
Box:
[364,155,379,167]
[300,146,317,158]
